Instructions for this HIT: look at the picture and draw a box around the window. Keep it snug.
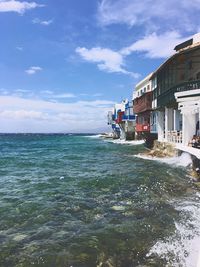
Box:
[180,73,185,81]
[152,77,157,89]
[188,60,193,70]
[158,86,160,96]
[196,72,200,80]
[153,89,157,99]
[138,117,144,124]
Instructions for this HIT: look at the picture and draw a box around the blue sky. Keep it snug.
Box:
[0,0,199,132]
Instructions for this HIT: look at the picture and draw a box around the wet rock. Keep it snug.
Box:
[111,205,125,211]
[194,182,200,189]
[97,253,115,267]
[12,234,27,242]
[76,253,90,262]
[192,158,200,180]
[146,141,178,158]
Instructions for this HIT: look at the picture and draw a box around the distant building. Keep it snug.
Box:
[107,100,136,140]
[107,110,120,139]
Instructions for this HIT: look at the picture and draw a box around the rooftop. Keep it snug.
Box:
[176,143,200,159]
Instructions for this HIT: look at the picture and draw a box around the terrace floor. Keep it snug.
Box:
[175,143,200,159]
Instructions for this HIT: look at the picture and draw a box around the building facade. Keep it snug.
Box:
[152,33,200,145]
[108,32,200,151]
[133,73,153,139]
[107,100,136,140]
[107,110,120,139]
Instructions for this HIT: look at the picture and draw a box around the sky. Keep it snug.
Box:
[0,0,199,133]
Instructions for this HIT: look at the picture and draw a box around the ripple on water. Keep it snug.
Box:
[0,134,199,267]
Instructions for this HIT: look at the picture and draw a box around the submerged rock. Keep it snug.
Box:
[13,234,27,242]
[111,205,125,211]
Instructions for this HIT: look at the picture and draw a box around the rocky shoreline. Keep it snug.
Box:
[141,140,200,180]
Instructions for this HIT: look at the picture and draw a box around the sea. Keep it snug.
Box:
[0,133,200,267]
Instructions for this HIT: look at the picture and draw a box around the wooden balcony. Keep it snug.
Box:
[115,111,124,124]
[156,79,200,108]
[134,92,152,114]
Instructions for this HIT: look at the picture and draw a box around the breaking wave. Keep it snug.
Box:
[147,193,200,267]
[135,152,193,168]
[105,139,145,145]
[84,134,102,138]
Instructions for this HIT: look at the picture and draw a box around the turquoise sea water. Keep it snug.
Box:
[0,134,200,267]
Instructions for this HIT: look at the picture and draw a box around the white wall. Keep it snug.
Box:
[157,111,165,141]
[182,113,196,145]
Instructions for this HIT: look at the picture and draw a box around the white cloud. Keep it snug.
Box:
[0,95,114,132]
[0,88,9,95]
[32,18,53,26]
[98,0,142,27]
[40,91,76,99]
[97,0,200,32]
[0,110,48,120]
[0,0,44,14]
[121,31,191,58]
[93,93,103,97]
[76,46,140,78]
[53,93,76,98]
[25,66,42,75]
[41,90,53,94]
[76,47,124,72]
[77,30,192,79]
[15,89,29,93]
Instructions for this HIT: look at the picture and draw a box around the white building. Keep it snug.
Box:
[151,33,200,152]
[107,100,136,140]
[175,89,200,145]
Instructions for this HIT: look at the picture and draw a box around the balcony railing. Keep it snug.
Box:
[134,92,152,114]
[136,123,150,132]
[122,115,136,121]
[157,80,200,108]
[166,131,183,143]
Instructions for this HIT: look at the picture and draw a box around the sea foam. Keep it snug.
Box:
[135,152,192,168]
[105,139,145,145]
[147,194,200,267]
[84,134,102,138]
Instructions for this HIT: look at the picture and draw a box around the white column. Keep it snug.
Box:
[178,110,181,131]
[165,107,168,141]
[182,112,196,145]
[198,107,200,136]
[168,108,174,131]
[182,113,186,145]
[174,110,177,131]
[120,123,126,140]
[173,109,181,131]
[157,111,164,142]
